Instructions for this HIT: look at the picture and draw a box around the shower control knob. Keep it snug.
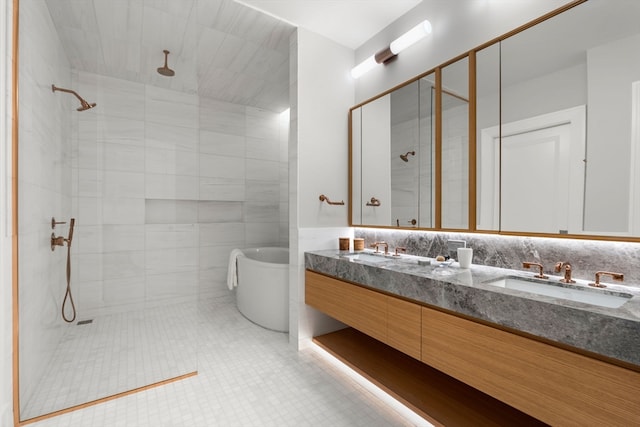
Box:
[51,217,66,229]
[51,233,66,251]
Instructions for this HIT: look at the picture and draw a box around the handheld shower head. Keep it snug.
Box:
[52,85,96,111]
[400,151,415,162]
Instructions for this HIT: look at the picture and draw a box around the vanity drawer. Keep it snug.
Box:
[306,270,421,359]
[387,297,421,360]
[305,270,386,343]
[421,306,640,426]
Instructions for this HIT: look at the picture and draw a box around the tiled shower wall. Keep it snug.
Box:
[72,71,288,318]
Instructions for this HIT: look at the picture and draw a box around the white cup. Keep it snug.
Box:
[457,247,473,269]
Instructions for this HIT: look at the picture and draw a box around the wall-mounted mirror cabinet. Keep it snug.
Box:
[351,0,640,240]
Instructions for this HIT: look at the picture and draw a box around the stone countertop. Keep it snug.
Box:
[305,249,640,367]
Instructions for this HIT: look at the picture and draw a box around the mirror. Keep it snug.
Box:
[353,0,640,241]
[355,94,392,226]
[475,44,500,231]
[485,0,640,236]
[391,81,420,228]
[418,74,436,228]
[441,58,469,229]
[351,74,434,228]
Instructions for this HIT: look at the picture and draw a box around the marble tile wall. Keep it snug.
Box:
[17,0,73,411]
[355,228,640,284]
[71,71,288,317]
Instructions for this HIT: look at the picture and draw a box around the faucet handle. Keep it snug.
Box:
[370,241,386,253]
[523,261,548,279]
[589,271,624,288]
[393,247,406,257]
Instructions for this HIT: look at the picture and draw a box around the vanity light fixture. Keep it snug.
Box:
[351,19,432,79]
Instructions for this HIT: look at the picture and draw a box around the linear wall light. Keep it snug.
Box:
[351,19,432,79]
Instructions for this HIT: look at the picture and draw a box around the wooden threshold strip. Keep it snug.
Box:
[313,328,546,427]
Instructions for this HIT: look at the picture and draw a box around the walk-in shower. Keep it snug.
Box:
[51,84,96,111]
[15,0,291,423]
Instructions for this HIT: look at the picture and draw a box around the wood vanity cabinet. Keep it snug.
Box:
[305,269,640,426]
[421,306,640,426]
[305,270,421,359]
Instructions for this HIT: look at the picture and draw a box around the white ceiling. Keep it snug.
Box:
[233,0,423,49]
[45,0,296,112]
[43,0,422,112]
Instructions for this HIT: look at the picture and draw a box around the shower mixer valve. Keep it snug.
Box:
[51,233,71,251]
[50,218,75,251]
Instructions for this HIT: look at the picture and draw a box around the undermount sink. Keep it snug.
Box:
[341,252,391,264]
[484,276,632,308]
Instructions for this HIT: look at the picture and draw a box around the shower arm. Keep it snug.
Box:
[52,84,96,111]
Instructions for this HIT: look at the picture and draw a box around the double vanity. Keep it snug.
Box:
[305,249,640,426]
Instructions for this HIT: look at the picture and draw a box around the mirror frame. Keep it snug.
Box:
[350,0,640,242]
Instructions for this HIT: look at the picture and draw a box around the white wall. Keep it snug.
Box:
[354,0,571,104]
[290,28,354,348]
[72,71,289,318]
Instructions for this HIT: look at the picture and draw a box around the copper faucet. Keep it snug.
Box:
[393,247,406,257]
[554,262,575,283]
[370,241,389,255]
[522,262,548,279]
[588,271,624,288]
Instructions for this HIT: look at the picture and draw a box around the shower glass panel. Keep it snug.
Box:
[18,0,199,421]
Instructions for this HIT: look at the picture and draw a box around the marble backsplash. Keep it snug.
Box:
[355,228,640,285]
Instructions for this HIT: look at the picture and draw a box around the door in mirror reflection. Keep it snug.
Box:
[500,109,585,234]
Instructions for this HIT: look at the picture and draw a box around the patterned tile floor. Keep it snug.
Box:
[26,295,431,426]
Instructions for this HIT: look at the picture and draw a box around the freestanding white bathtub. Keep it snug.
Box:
[236,247,289,332]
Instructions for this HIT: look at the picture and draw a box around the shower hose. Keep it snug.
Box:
[62,219,76,323]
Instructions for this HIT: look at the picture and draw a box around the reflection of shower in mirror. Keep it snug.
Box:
[399,151,415,162]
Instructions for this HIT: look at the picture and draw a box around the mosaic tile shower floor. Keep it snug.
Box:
[27,295,430,426]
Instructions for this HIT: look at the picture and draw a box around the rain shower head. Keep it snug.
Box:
[157,50,175,76]
[400,151,415,162]
[52,85,96,111]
